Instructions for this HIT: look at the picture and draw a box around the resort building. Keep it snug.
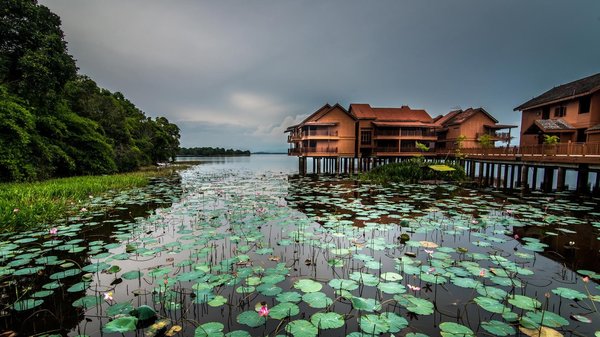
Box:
[286,103,512,158]
[515,72,600,145]
[286,103,356,158]
[434,108,515,150]
[349,104,437,157]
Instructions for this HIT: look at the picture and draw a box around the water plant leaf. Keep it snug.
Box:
[350,297,382,312]
[236,311,266,328]
[294,279,322,293]
[102,316,138,333]
[121,270,143,280]
[360,314,390,335]
[268,302,299,320]
[225,331,251,337]
[380,272,403,281]
[508,294,541,311]
[285,320,317,337]
[480,320,515,336]
[310,312,345,329]
[107,302,134,317]
[525,311,569,328]
[12,299,43,311]
[328,278,358,291]
[207,295,227,307]
[276,291,302,303]
[439,322,474,336]
[194,322,224,337]
[130,305,157,320]
[302,292,333,308]
[474,296,508,314]
[551,287,587,300]
[381,312,408,333]
[73,295,101,309]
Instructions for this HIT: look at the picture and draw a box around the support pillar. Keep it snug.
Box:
[576,164,590,194]
[542,167,554,193]
[556,167,566,192]
[520,165,530,193]
[531,167,538,190]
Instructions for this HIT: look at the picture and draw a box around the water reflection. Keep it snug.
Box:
[0,175,182,336]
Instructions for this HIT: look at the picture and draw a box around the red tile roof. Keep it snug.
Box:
[515,72,600,111]
[349,104,433,122]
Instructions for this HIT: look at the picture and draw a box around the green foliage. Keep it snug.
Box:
[543,134,560,145]
[478,134,494,148]
[0,2,180,182]
[179,147,251,156]
[361,158,466,184]
[455,135,467,158]
[415,141,430,152]
[0,171,159,231]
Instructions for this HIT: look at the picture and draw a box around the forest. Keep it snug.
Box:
[178,147,251,157]
[0,0,180,182]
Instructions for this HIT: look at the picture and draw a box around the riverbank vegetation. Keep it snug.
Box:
[0,1,180,183]
[0,168,182,232]
[361,158,466,183]
[178,147,251,156]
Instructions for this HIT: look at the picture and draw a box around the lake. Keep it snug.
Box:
[0,154,598,337]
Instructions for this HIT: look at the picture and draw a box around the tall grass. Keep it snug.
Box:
[361,158,466,184]
[0,170,174,232]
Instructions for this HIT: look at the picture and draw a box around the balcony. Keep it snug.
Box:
[477,132,511,142]
[374,147,422,156]
[288,147,338,156]
[287,134,301,142]
[374,129,436,140]
[302,129,339,139]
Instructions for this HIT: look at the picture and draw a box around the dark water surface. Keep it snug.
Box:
[0,155,598,337]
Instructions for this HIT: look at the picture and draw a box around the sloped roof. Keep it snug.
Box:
[515,72,600,111]
[535,119,574,131]
[449,108,498,125]
[586,124,600,133]
[349,104,433,122]
[285,103,354,133]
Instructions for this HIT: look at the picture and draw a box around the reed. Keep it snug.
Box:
[0,169,177,232]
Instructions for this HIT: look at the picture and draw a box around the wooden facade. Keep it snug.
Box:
[286,103,513,158]
[515,73,600,146]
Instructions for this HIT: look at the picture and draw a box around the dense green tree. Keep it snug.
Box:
[0,0,180,182]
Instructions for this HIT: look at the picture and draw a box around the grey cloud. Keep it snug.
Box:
[41,0,600,151]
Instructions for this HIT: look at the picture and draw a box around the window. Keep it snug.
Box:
[554,106,566,117]
[579,96,591,114]
[360,130,372,145]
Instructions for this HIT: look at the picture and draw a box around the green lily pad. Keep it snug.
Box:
[12,299,43,311]
[236,310,266,328]
[276,291,302,303]
[508,294,541,311]
[294,279,322,293]
[551,287,587,300]
[310,312,345,329]
[303,292,333,308]
[350,297,382,312]
[481,320,515,336]
[285,320,317,337]
[268,302,299,320]
[102,316,138,333]
[360,314,390,335]
[195,322,224,337]
[439,322,474,336]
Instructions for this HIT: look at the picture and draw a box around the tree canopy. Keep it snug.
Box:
[0,0,180,182]
[179,147,251,157]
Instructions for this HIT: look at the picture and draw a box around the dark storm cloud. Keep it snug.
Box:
[41,0,600,151]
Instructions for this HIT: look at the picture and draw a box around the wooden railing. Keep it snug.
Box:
[303,130,338,137]
[288,147,338,155]
[445,142,600,161]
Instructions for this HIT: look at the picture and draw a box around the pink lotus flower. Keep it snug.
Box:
[80,207,88,212]
[407,284,421,291]
[479,269,486,277]
[103,292,113,301]
[514,234,519,240]
[13,208,19,213]
[583,276,590,283]
[49,227,58,235]
[424,249,434,255]
[258,304,269,317]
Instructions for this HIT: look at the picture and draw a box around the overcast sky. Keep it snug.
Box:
[41,0,600,151]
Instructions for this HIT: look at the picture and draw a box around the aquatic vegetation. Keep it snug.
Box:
[0,170,179,231]
[0,164,598,336]
[361,158,466,183]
